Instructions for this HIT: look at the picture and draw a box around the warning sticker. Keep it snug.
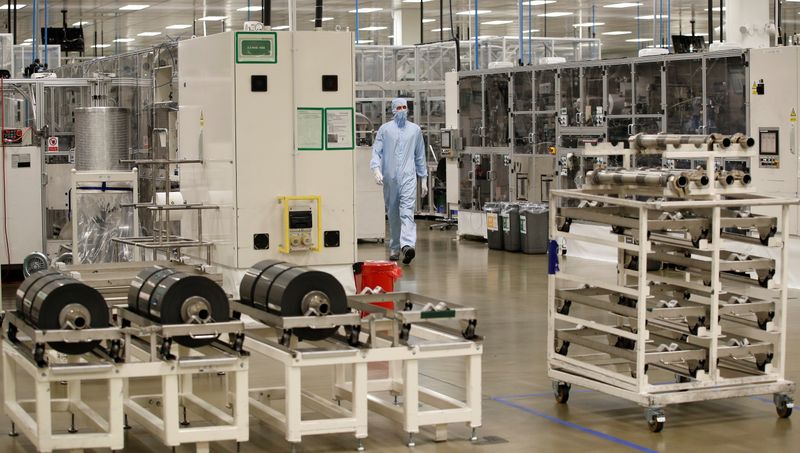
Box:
[487,213,499,232]
[47,136,59,152]
[752,82,758,95]
[792,109,797,123]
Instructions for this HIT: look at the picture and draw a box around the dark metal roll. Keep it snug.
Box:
[127,266,230,347]
[241,260,348,341]
[15,270,109,354]
[239,259,285,306]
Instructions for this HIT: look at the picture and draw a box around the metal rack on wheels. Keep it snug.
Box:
[547,136,798,432]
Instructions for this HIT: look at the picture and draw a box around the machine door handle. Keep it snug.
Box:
[627,123,635,135]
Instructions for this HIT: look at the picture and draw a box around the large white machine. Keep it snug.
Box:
[0,139,43,266]
[177,30,357,292]
[749,46,800,235]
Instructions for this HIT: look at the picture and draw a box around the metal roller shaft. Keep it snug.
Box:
[587,170,689,192]
[730,133,756,148]
[630,133,713,149]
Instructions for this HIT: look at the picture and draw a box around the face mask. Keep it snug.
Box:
[393,109,407,127]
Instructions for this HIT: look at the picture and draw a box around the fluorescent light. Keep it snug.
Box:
[604,2,643,8]
[237,6,262,11]
[272,25,290,30]
[20,42,31,46]
[360,26,388,31]
[573,22,604,27]
[72,21,90,26]
[483,20,513,25]
[309,17,334,22]
[119,4,150,11]
[0,4,26,9]
[349,8,383,13]
[422,18,436,23]
[478,35,499,40]
[92,44,111,48]
[457,10,492,16]
[113,38,135,43]
[525,1,556,5]
[402,0,432,2]
[626,38,653,42]
[432,28,452,32]
[138,32,161,37]
[538,12,572,17]
[636,15,666,20]
[357,39,374,44]
[166,24,192,29]
[704,7,726,11]
[602,31,632,36]
[24,38,33,42]
[198,16,227,21]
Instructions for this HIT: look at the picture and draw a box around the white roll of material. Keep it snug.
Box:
[155,192,186,221]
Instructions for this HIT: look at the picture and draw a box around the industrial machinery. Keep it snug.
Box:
[176,30,356,293]
[547,134,796,431]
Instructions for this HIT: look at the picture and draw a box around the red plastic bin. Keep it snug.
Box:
[355,261,402,316]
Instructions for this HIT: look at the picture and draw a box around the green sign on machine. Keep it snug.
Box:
[235,32,277,64]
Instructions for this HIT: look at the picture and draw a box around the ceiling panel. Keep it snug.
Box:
[1,1,796,58]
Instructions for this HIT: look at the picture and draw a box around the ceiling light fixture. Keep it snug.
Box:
[113,38,135,42]
[272,25,290,30]
[92,44,111,48]
[525,1,556,5]
[72,21,90,26]
[537,12,572,17]
[360,26,388,31]
[483,20,513,25]
[309,17,334,22]
[138,32,161,36]
[198,16,228,21]
[0,4,26,9]
[602,31,632,35]
[422,18,436,23]
[432,27,452,32]
[237,6,263,12]
[604,2,643,8]
[626,38,653,42]
[349,8,383,13]
[119,4,150,11]
[456,10,492,16]
[166,24,192,29]
[357,39,375,44]
[573,22,605,27]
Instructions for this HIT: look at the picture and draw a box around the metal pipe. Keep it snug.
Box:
[719,0,724,42]
[630,133,712,149]
[263,0,270,27]
[419,0,423,44]
[709,133,732,148]
[730,170,752,185]
[730,133,755,148]
[717,172,735,187]
[587,170,689,192]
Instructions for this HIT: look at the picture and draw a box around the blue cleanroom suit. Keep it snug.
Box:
[370,98,428,256]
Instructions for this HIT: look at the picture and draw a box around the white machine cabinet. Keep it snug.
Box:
[177,31,357,291]
[0,145,43,266]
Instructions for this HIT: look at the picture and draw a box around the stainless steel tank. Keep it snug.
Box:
[74,107,131,171]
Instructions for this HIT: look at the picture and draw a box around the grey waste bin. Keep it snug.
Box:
[520,203,549,254]
[484,202,504,250]
[502,203,521,252]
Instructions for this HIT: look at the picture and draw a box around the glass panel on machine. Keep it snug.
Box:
[459,75,483,147]
[634,61,662,115]
[513,71,533,112]
[607,118,633,146]
[560,67,580,127]
[514,113,533,154]
[583,66,604,127]
[607,64,633,116]
[484,74,510,147]
[535,70,557,112]
[666,58,704,134]
[534,114,557,155]
[491,154,510,202]
[706,56,747,135]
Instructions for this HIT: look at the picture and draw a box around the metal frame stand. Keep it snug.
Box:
[1,312,126,453]
[119,308,249,452]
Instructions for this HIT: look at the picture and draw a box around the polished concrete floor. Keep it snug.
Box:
[1,221,799,452]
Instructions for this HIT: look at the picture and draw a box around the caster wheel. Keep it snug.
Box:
[648,418,664,433]
[775,394,794,418]
[553,382,571,404]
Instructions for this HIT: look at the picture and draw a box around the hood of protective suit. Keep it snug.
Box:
[392,98,408,128]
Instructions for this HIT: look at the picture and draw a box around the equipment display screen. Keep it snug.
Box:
[759,129,779,155]
[236,32,277,64]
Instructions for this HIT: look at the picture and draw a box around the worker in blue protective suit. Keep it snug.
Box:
[370,98,428,264]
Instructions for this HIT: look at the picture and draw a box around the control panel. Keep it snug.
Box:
[2,128,33,146]
[288,208,314,250]
[278,195,321,254]
[758,128,780,168]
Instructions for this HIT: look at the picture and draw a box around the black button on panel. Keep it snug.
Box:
[253,233,269,250]
[251,75,268,92]
[324,231,340,247]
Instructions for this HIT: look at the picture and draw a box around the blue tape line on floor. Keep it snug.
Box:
[492,397,658,453]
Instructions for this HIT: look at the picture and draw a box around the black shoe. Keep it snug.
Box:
[389,252,400,261]
[401,246,416,264]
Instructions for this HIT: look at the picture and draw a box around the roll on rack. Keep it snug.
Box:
[239,260,348,341]
[127,266,230,347]
[15,270,110,354]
